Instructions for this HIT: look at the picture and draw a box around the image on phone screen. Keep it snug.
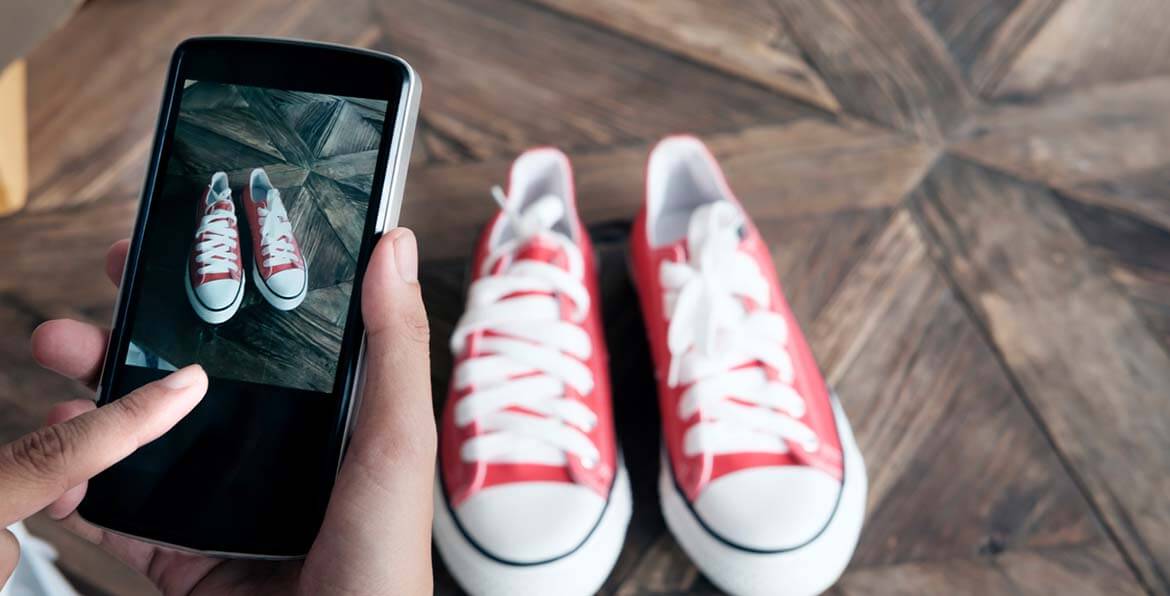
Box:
[122,80,389,393]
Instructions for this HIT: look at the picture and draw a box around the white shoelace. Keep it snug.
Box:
[661,202,819,457]
[257,189,300,268]
[194,190,239,276]
[448,187,601,469]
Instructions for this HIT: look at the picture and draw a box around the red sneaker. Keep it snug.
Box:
[630,136,867,595]
[243,167,308,311]
[433,148,631,595]
[185,172,245,325]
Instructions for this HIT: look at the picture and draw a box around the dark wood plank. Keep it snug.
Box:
[916,0,1062,95]
[402,119,936,261]
[953,76,1170,189]
[0,199,132,320]
[23,0,323,212]
[815,211,1107,565]
[612,535,704,594]
[0,300,94,444]
[1059,195,1170,354]
[831,543,1143,596]
[302,173,369,261]
[367,0,823,163]
[1063,166,1170,234]
[989,0,1170,99]
[911,155,1170,593]
[763,208,894,325]
[528,0,841,112]
[774,0,976,141]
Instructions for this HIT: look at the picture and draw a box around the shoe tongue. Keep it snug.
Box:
[206,187,233,211]
[500,233,570,273]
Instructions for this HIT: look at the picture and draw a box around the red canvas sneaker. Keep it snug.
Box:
[185,171,245,324]
[243,167,308,310]
[433,148,631,595]
[630,136,867,596]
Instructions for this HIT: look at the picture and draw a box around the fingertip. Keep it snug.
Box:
[106,239,131,287]
[391,227,418,283]
[160,364,207,391]
[29,319,109,384]
[156,365,209,414]
[363,228,422,333]
[29,318,72,366]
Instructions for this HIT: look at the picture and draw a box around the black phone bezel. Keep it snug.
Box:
[81,37,413,557]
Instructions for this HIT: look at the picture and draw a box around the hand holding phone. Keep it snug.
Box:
[11,230,435,594]
[75,37,420,557]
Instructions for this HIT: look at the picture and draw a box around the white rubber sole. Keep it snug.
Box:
[433,462,633,596]
[252,261,307,311]
[661,397,867,596]
[184,264,245,325]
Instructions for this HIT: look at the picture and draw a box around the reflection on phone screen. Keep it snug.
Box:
[124,81,389,394]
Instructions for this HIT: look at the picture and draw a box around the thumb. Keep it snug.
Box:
[357,227,434,458]
[303,228,435,595]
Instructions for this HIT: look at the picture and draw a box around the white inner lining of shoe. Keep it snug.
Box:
[647,137,727,247]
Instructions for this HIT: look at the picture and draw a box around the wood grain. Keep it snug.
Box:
[816,211,1104,565]
[953,76,1170,187]
[0,198,132,319]
[916,0,1062,95]
[403,118,936,261]
[832,543,1144,596]
[1060,195,1170,355]
[911,156,1170,592]
[368,0,821,163]
[990,0,1170,99]
[1063,166,1170,234]
[528,0,841,112]
[24,0,314,212]
[774,0,976,141]
[0,300,94,444]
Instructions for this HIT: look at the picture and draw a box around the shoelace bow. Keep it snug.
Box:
[258,189,300,268]
[448,186,601,469]
[661,202,819,457]
[195,189,240,275]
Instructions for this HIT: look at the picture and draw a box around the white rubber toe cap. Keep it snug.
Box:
[266,268,306,298]
[693,466,841,551]
[453,482,607,564]
[195,278,242,310]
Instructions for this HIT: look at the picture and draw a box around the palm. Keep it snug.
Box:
[72,527,299,595]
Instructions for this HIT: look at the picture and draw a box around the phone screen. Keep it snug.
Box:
[82,39,415,557]
[123,80,388,394]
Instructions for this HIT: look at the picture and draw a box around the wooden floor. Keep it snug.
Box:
[2,1,1169,594]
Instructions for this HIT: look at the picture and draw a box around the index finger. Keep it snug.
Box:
[0,365,206,526]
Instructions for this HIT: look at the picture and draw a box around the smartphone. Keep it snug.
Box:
[79,37,420,558]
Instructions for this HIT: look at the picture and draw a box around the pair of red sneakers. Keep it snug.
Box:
[185,168,308,324]
[433,137,867,596]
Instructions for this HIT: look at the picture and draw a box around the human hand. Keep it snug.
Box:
[9,228,436,595]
